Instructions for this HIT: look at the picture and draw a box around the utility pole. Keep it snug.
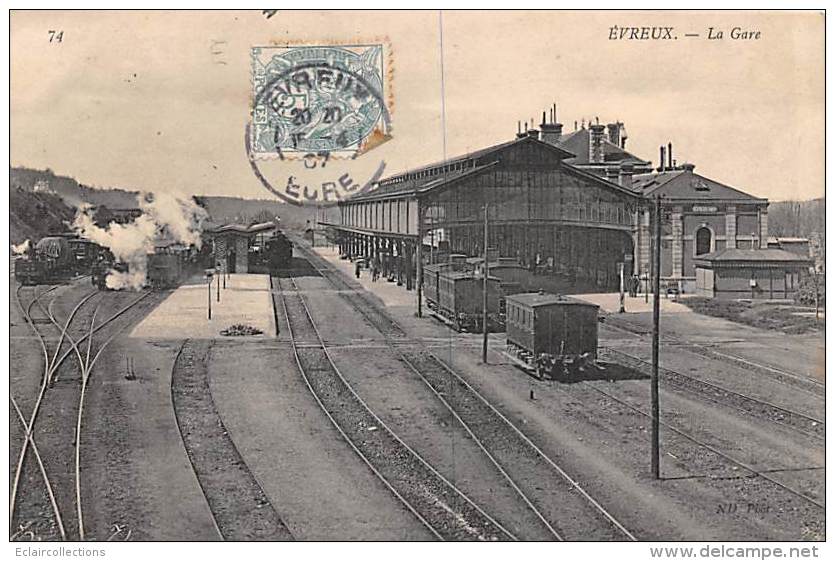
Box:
[645,207,651,304]
[217,262,221,302]
[482,203,489,364]
[416,200,424,318]
[651,195,662,479]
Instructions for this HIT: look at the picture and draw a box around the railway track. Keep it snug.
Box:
[171,340,293,541]
[275,274,515,541]
[602,315,824,398]
[599,348,825,441]
[10,283,154,541]
[286,244,637,541]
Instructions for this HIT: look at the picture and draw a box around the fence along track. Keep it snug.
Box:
[275,275,515,541]
[289,244,637,541]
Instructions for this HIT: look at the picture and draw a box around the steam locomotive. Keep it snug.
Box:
[92,244,205,290]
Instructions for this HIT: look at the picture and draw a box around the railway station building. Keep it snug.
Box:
[329,109,773,307]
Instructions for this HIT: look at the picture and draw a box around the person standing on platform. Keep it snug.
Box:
[355,259,361,279]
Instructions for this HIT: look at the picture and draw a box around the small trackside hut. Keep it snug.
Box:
[505,292,599,380]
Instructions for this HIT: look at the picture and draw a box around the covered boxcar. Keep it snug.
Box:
[15,236,75,285]
[504,292,599,380]
[423,265,502,332]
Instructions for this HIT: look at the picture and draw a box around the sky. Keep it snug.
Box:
[10,10,824,202]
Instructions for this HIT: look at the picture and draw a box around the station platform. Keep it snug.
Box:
[569,292,692,314]
[130,274,276,339]
[313,245,692,316]
[312,245,416,309]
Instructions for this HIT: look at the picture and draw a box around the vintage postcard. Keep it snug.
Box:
[6,8,826,554]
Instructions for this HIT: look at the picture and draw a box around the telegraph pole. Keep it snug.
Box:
[651,195,662,479]
[416,201,424,318]
[482,204,489,364]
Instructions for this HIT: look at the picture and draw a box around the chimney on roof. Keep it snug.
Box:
[589,124,606,164]
[668,142,673,170]
[607,122,621,148]
[619,162,635,189]
[620,127,628,149]
[659,146,666,172]
[605,166,620,183]
[527,128,539,138]
[682,162,695,172]
[539,104,563,145]
[516,120,525,138]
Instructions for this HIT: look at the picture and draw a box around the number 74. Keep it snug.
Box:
[48,30,64,43]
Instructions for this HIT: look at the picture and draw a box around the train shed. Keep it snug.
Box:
[329,131,644,314]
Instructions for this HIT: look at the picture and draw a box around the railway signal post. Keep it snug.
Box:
[651,195,662,479]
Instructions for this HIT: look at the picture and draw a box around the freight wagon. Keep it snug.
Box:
[504,292,599,380]
[423,264,502,332]
[15,236,77,285]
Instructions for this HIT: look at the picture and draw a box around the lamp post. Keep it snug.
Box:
[205,269,214,320]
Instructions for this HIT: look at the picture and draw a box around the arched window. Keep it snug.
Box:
[696,227,712,256]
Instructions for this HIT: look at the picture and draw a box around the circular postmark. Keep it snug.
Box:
[248,44,392,205]
[251,44,391,158]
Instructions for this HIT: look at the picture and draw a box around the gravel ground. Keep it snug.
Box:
[171,339,293,541]
[565,380,825,540]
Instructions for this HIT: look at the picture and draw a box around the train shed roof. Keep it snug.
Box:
[345,134,641,204]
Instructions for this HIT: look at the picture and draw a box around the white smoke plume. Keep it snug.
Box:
[73,192,208,290]
[11,239,30,255]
